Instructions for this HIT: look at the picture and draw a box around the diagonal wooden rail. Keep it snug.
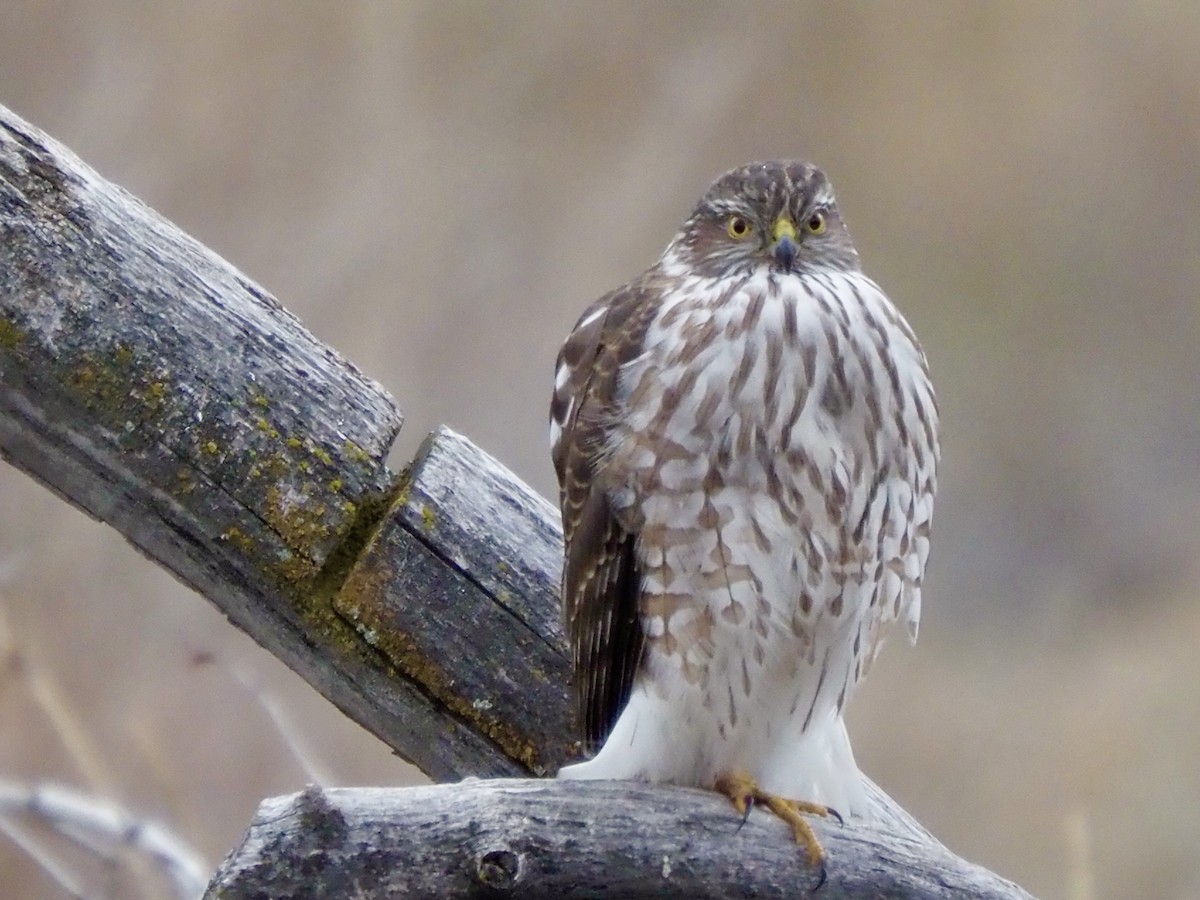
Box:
[0,103,1034,899]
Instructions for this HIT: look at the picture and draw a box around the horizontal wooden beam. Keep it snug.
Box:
[205,781,1034,899]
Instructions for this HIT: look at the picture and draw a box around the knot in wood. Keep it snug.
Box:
[474,846,523,891]
[293,784,348,844]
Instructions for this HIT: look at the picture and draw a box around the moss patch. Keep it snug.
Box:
[0,316,25,350]
[335,555,541,772]
[52,342,173,443]
[222,526,255,555]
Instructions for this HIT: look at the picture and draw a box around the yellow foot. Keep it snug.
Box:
[713,771,842,870]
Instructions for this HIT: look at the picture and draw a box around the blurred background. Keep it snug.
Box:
[0,3,1197,898]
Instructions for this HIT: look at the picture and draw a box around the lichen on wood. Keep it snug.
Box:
[1,105,400,592]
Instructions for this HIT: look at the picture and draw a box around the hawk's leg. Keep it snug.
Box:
[714,771,842,869]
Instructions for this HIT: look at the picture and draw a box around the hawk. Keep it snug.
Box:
[549,161,938,866]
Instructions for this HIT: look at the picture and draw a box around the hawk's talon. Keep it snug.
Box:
[733,794,754,833]
[814,861,828,892]
[714,771,834,869]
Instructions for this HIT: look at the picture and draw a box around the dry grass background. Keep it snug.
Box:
[0,3,1198,898]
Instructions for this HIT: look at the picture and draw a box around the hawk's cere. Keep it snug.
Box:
[549,161,939,863]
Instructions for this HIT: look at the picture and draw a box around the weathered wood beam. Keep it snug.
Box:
[337,426,574,779]
[0,103,497,773]
[204,781,1034,899]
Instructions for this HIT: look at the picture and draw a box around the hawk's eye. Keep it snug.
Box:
[726,215,752,239]
[805,212,827,235]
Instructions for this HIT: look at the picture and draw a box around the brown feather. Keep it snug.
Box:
[551,278,662,750]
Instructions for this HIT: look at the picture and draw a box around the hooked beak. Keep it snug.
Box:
[771,216,798,271]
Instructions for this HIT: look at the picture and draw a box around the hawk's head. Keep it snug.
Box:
[664,160,861,279]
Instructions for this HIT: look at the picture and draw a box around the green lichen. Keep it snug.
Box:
[334,553,542,772]
[420,504,436,531]
[0,317,25,350]
[280,434,359,478]
[255,416,280,440]
[270,549,318,587]
[342,441,372,465]
[5,317,461,762]
[263,485,331,561]
[246,452,289,483]
[56,343,171,439]
[4,322,447,745]
[392,476,411,512]
[223,423,390,593]
[277,479,408,669]
[175,468,196,496]
[273,471,550,774]
[222,526,255,554]
[69,359,142,424]
[317,465,546,772]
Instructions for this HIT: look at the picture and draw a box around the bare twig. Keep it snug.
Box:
[0,779,208,899]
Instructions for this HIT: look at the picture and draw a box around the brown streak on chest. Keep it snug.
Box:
[783,297,800,344]
[743,289,767,332]
[825,466,849,523]
[650,366,701,434]
[729,343,758,400]
[676,317,719,366]
[762,332,784,423]
[691,389,723,437]
[913,387,937,450]
[822,322,853,417]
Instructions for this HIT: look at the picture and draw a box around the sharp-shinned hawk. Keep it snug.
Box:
[549,160,939,866]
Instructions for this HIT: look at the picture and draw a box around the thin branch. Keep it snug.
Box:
[0,779,209,900]
[0,599,163,895]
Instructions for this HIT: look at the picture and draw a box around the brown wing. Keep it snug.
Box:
[550,279,661,753]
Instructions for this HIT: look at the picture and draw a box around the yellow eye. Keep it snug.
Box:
[805,211,827,235]
[726,215,752,239]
